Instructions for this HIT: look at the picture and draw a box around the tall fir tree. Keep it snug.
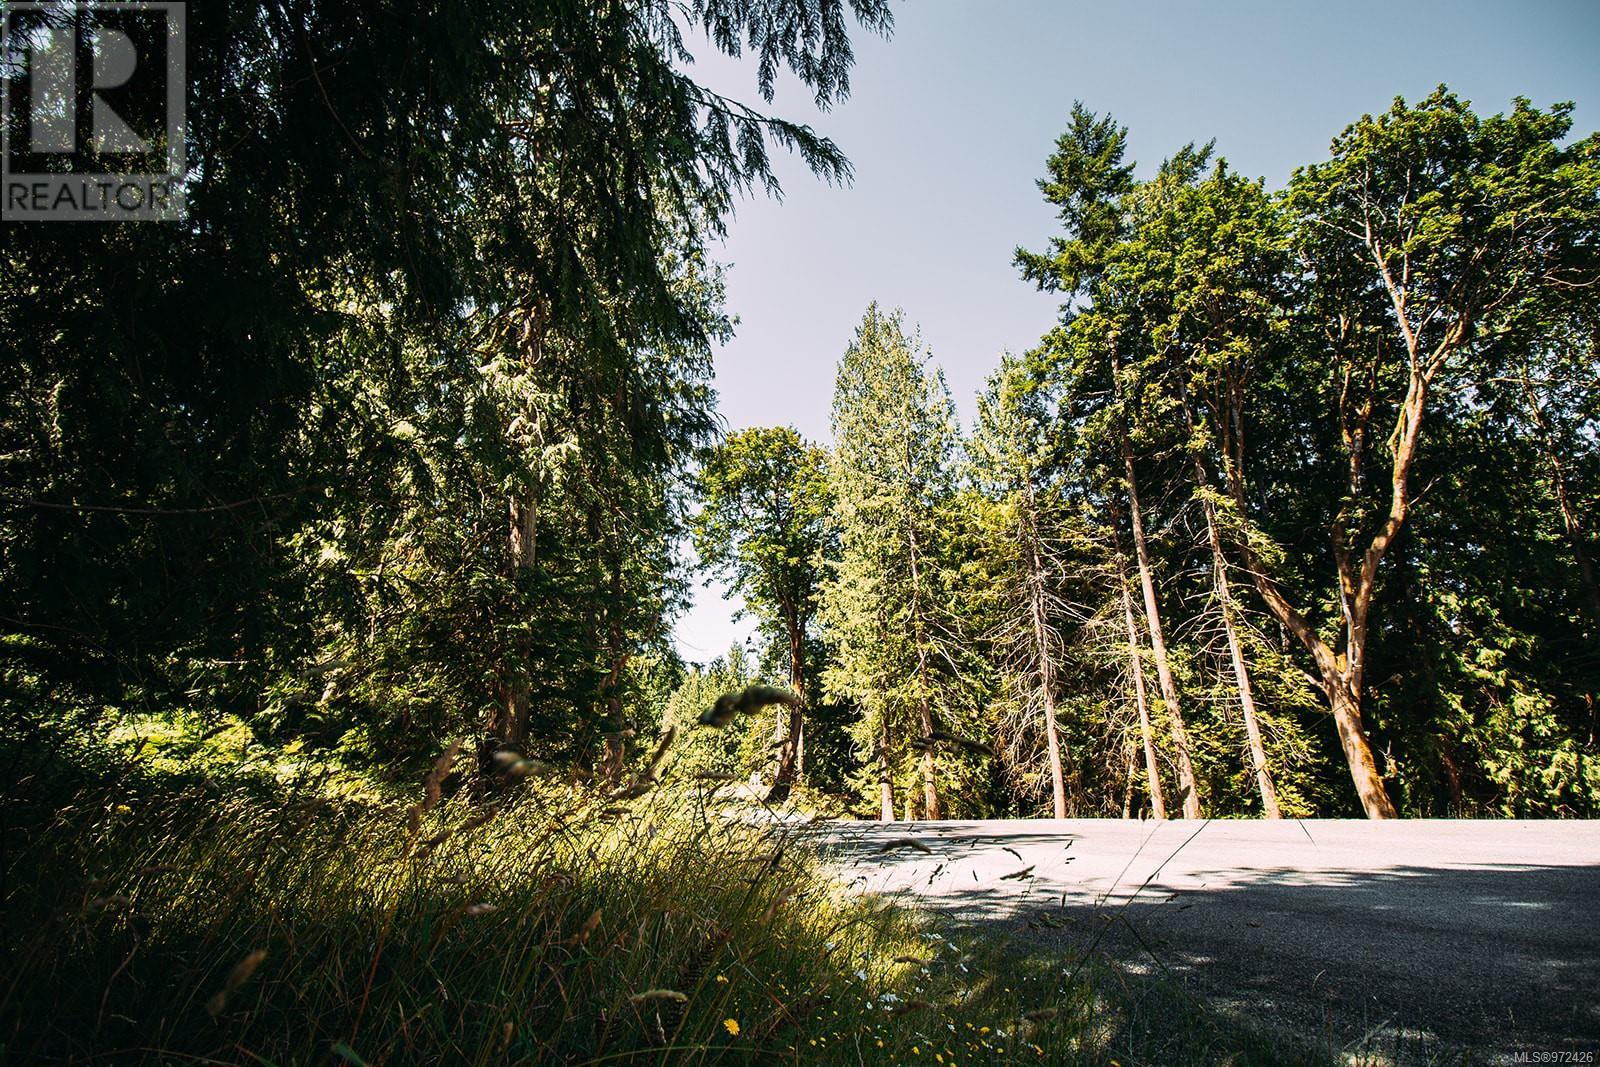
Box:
[821,305,967,820]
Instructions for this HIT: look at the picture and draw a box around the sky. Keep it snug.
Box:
[671,0,1600,664]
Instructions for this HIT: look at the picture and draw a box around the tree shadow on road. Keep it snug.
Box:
[802,822,1600,1064]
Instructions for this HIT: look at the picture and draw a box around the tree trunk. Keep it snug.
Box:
[599,644,631,788]
[1220,383,1399,818]
[765,613,807,804]
[490,492,538,756]
[1118,561,1167,821]
[764,714,803,803]
[917,697,941,820]
[1238,567,1398,819]
[795,718,806,780]
[1438,741,1464,813]
[1121,439,1202,818]
[878,728,894,821]
[600,699,629,786]
[1022,507,1069,819]
[1037,655,1068,820]
[598,531,631,789]
[1186,400,1279,818]
[489,681,530,753]
[1120,741,1137,819]
[493,305,545,758]
[1329,679,1396,818]
[1219,587,1280,819]
[905,524,941,820]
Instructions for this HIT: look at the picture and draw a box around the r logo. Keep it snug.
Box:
[2,2,187,221]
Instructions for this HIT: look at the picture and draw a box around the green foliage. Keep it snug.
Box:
[1000,91,1600,818]
[693,426,833,687]
[5,44,1597,1065]
[0,0,1590,847]
[802,93,1598,817]
[1,0,892,771]
[662,646,764,781]
[1014,103,1138,298]
[820,305,991,817]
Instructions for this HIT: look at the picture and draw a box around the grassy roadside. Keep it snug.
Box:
[2,736,1333,1065]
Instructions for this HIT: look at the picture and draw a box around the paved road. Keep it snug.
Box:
[809,819,1600,1062]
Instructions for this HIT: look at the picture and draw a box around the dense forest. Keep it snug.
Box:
[692,96,1600,821]
[3,3,1597,829]
[3,3,1599,1062]
[688,93,1600,825]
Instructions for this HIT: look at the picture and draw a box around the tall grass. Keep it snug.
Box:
[2,742,1328,1065]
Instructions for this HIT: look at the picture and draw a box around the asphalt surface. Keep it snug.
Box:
[809,819,1600,1062]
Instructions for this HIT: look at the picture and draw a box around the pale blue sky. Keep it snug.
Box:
[672,0,1600,663]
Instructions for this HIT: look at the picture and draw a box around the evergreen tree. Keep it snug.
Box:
[821,305,968,820]
[1,0,893,771]
[1012,92,1600,818]
[968,355,1077,816]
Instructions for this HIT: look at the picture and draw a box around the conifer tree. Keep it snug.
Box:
[821,305,965,820]
[969,355,1076,817]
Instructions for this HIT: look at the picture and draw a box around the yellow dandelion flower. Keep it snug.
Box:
[723,1019,740,1037]
[979,1027,990,1035]
[876,1039,885,1048]
[912,1046,920,1055]
[715,974,728,984]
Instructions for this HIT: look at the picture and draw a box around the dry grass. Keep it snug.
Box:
[1,739,1331,1065]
